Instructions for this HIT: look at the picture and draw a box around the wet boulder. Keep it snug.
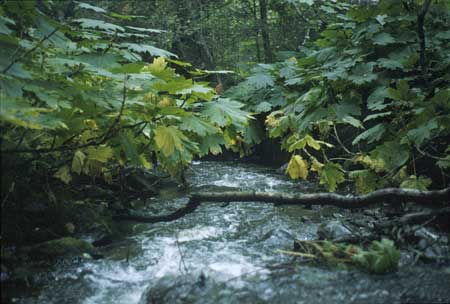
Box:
[318,220,353,240]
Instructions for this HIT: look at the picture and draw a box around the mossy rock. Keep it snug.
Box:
[29,237,97,259]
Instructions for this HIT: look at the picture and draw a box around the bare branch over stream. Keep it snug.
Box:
[113,186,450,223]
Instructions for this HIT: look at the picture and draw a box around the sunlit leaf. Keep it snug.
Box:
[72,151,86,174]
[286,155,309,180]
[86,146,113,163]
[54,166,72,184]
[154,126,189,157]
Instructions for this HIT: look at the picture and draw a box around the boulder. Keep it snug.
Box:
[318,220,353,240]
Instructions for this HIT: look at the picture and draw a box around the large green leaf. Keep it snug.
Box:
[119,132,142,166]
[372,32,396,45]
[352,124,386,145]
[372,141,409,170]
[73,18,124,32]
[199,134,226,156]
[179,116,219,136]
[121,43,177,58]
[246,73,274,89]
[201,98,251,127]
[367,87,390,111]
[347,62,377,85]
[0,15,14,34]
[76,2,107,13]
[319,162,345,192]
[154,126,191,157]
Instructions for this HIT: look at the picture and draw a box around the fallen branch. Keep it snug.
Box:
[113,186,450,223]
[376,206,450,228]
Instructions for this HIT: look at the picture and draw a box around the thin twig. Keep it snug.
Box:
[333,124,355,156]
[2,76,128,155]
[102,74,128,141]
[415,145,448,161]
[2,28,59,74]
[175,233,188,273]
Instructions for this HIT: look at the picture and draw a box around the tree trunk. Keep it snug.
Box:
[259,0,272,63]
[114,186,450,223]
[252,0,262,62]
[193,0,223,86]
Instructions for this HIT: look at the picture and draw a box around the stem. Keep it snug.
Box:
[333,124,355,156]
[2,76,128,155]
[2,28,59,74]
[102,74,128,141]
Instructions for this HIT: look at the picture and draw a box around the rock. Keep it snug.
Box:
[318,220,353,240]
[418,239,428,249]
[92,234,114,247]
[415,227,439,242]
[424,245,447,260]
[64,223,75,234]
[276,163,288,174]
[28,237,97,259]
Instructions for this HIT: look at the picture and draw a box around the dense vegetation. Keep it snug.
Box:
[2,0,449,197]
[1,0,450,300]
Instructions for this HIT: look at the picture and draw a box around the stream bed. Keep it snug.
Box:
[17,161,450,303]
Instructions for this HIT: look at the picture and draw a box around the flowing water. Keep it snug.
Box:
[17,161,450,303]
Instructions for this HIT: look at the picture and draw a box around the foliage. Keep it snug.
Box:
[352,239,400,274]
[226,0,450,192]
[279,238,400,274]
[0,1,252,185]
[1,0,449,194]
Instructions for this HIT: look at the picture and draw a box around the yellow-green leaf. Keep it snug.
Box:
[139,154,152,169]
[286,155,309,180]
[400,175,432,190]
[349,169,378,194]
[86,146,113,163]
[54,166,72,184]
[305,134,321,150]
[154,126,188,157]
[311,157,324,172]
[72,150,86,174]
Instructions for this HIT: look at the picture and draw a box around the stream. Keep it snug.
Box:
[17,161,450,303]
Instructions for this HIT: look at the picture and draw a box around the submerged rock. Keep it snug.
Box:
[318,220,353,240]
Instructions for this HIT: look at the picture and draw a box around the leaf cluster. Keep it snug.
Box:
[227,0,450,192]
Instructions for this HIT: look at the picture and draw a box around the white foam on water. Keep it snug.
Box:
[177,226,222,242]
[207,255,270,289]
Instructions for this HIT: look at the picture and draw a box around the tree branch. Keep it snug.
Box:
[2,28,59,74]
[2,76,128,155]
[102,74,128,142]
[113,186,450,223]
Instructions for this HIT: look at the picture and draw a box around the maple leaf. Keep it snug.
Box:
[86,146,113,163]
[286,155,309,180]
[319,163,345,192]
[154,126,190,157]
